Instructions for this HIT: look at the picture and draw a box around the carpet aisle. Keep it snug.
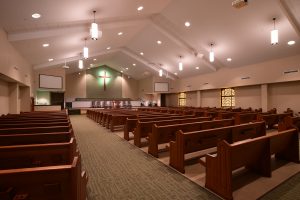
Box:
[70,115,220,200]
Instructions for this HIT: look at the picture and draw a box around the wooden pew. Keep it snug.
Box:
[215,112,236,120]
[205,129,299,200]
[0,122,70,129]
[0,138,77,170]
[0,118,69,125]
[124,115,192,141]
[133,117,210,147]
[0,156,88,200]
[278,116,300,132]
[0,131,72,146]
[149,119,234,157]
[257,113,293,129]
[0,125,71,135]
[169,121,266,173]
[234,112,258,125]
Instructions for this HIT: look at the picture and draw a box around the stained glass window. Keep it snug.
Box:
[178,92,186,107]
[221,88,235,108]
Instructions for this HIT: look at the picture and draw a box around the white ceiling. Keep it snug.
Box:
[0,0,299,79]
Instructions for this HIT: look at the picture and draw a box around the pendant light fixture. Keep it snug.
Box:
[78,53,84,69]
[78,59,83,69]
[159,69,163,77]
[83,38,89,59]
[90,11,102,40]
[209,43,214,62]
[271,18,278,45]
[179,56,183,71]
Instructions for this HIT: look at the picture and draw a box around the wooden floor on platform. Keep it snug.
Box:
[116,129,300,200]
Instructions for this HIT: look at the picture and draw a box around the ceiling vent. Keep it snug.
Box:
[232,0,248,9]
[241,76,250,80]
[283,69,299,75]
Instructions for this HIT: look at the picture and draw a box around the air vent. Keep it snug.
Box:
[241,76,250,80]
[283,69,299,74]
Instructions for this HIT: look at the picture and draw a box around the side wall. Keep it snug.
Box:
[0,29,33,114]
[268,81,300,113]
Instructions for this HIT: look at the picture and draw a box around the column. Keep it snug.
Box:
[261,84,268,112]
[9,83,20,114]
[196,90,201,107]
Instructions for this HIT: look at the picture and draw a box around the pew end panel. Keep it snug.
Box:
[270,129,300,163]
[205,138,271,200]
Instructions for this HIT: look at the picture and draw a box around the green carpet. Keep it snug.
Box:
[70,115,220,200]
[259,172,300,200]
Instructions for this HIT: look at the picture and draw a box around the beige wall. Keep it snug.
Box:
[138,76,153,97]
[186,91,197,107]
[0,29,33,114]
[122,75,138,99]
[34,67,66,92]
[178,54,300,92]
[235,85,261,110]
[9,83,19,114]
[268,81,300,113]
[0,29,33,88]
[65,71,87,101]
[201,89,220,107]
[19,86,31,112]
[0,79,10,115]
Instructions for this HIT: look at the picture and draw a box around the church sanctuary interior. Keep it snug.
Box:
[1,0,300,199]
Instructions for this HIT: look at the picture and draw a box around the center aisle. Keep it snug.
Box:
[70,115,220,200]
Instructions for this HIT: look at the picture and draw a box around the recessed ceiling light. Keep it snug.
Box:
[120,70,123,73]
[78,72,81,75]
[195,67,199,69]
[106,46,111,50]
[227,58,232,62]
[157,40,162,44]
[287,41,296,46]
[48,58,54,62]
[185,21,191,27]
[140,52,144,55]
[133,63,136,66]
[93,58,97,61]
[126,67,129,70]
[174,72,178,75]
[137,6,144,11]
[32,13,41,19]
[43,43,49,47]
[118,32,123,36]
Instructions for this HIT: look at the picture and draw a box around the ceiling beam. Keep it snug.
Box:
[8,26,86,42]
[8,17,150,42]
[278,0,300,37]
[150,15,217,72]
[120,47,177,80]
[33,49,120,69]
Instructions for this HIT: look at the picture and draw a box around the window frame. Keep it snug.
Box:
[178,92,186,107]
[221,88,235,108]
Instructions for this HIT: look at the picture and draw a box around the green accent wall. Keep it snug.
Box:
[86,65,122,98]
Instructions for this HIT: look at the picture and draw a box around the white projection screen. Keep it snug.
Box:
[154,82,169,92]
[39,74,63,89]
